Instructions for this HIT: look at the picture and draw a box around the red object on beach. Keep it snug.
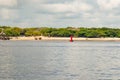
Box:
[70,35,73,42]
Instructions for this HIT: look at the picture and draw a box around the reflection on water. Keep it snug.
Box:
[0,41,120,80]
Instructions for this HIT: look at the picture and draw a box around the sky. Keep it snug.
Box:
[0,0,120,28]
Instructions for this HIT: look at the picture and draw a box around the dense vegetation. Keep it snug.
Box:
[0,26,120,38]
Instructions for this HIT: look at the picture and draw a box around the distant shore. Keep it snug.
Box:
[8,36,120,41]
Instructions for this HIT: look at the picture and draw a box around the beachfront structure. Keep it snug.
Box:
[0,28,9,40]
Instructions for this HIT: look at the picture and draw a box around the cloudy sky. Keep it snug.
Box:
[0,0,120,28]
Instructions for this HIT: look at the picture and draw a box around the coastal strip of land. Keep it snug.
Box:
[9,36,120,41]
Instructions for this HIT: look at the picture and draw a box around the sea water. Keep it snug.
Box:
[0,41,120,80]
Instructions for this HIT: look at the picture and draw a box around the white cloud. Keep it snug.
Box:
[97,0,120,10]
[24,0,45,4]
[0,8,18,20]
[41,0,93,13]
[0,0,17,7]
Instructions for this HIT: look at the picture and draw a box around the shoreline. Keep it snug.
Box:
[8,36,120,41]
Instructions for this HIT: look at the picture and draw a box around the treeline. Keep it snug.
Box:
[0,26,120,38]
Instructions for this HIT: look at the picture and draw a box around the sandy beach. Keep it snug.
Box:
[9,36,120,41]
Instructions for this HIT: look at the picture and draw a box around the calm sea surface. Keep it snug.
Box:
[0,41,120,80]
